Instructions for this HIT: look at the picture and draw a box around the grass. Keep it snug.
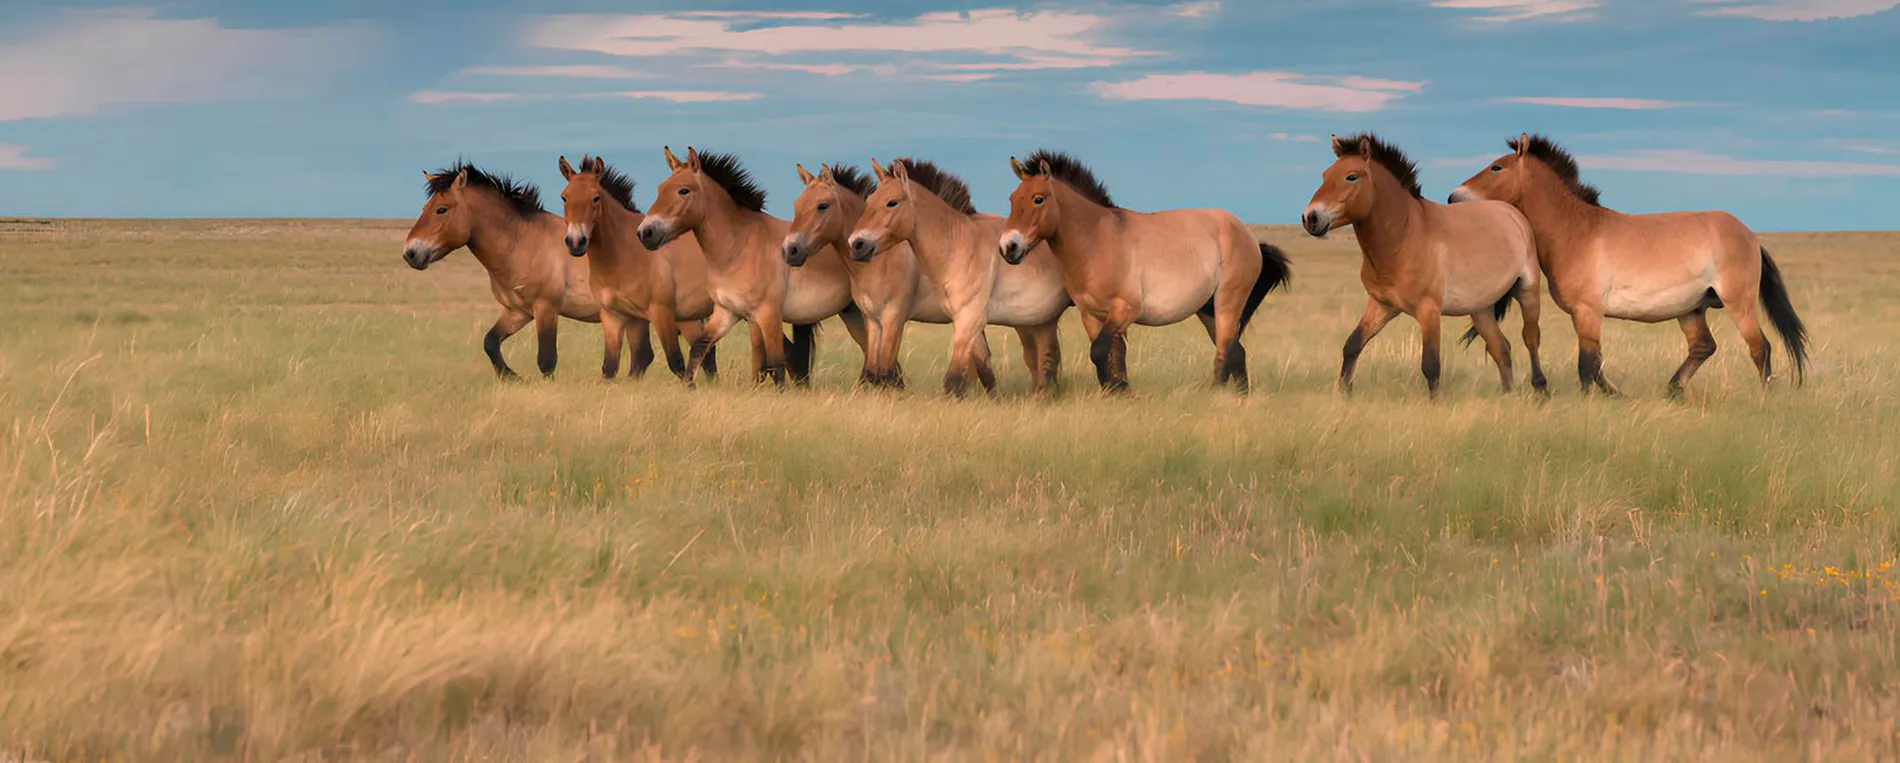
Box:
[2,218,1897,761]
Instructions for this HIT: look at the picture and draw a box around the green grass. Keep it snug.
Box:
[2,218,1898,761]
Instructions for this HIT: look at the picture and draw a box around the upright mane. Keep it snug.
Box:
[580,155,639,213]
[425,161,545,218]
[695,151,768,212]
[1510,134,1603,206]
[826,164,875,198]
[1332,133,1422,199]
[1018,149,1116,209]
[896,158,978,215]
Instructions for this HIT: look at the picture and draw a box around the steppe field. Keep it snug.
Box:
[4,218,1899,762]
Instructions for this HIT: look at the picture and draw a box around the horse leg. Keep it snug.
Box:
[685,306,738,388]
[1516,281,1549,394]
[626,319,656,379]
[1572,306,1619,396]
[1080,313,1108,386]
[943,313,985,398]
[650,306,686,380]
[1666,310,1718,396]
[1470,309,1514,394]
[839,305,871,385]
[755,306,790,387]
[1418,300,1444,399]
[599,309,628,380]
[484,309,532,378]
[1212,297,1249,393]
[856,312,884,387]
[1727,301,1774,386]
[1339,298,1399,394]
[1094,302,1139,394]
[786,323,818,386]
[881,305,910,389]
[973,330,998,397]
[533,302,561,378]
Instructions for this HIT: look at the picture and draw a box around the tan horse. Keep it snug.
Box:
[999,151,1292,392]
[637,147,867,386]
[1302,134,1546,397]
[784,163,948,388]
[851,158,1068,396]
[403,162,652,378]
[557,155,718,381]
[1450,134,1810,394]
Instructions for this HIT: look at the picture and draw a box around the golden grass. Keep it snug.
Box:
[2,219,1898,761]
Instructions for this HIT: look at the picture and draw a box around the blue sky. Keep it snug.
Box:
[1,0,1896,229]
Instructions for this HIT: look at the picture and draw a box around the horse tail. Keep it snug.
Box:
[1239,242,1293,331]
[1758,246,1810,384]
[1460,290,1516,348]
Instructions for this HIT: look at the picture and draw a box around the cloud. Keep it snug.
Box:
[523,9,1151,73]
[1500,96,1710,109]
[1431,0,1598,22]
[409,90,760,105]
[1435,148,1900,176]
[1271,132,1325,143]
[459,65,649,79]
[926,73,1001,83]
[705,59,887,76]
[0,144,56,171]
[1695,0,1899,20]
[1176,1,1223,17]
[1817,140,1900,156]
[0,8,370,121]
[1091,72,1425,112]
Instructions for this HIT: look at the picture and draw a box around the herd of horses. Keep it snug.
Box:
[400,133,1810,398]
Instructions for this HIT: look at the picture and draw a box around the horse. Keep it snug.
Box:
[1302,133,1547,398]
[850,158,1069,396]
[402,162,652,378]
[1450,134,1810,395]
[637,147,867,387]
[998,151,1292,392]
[783,162,948,388]
[557,155,717,381]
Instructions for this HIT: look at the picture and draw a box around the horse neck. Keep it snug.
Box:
[595,198,644,253]
[908,190,979,271]
[823,192,866,251]
[1045,182,1115,260]
[689,191,775,267]
[464,191,536,276]
[1351,172,1422,276]
[1516,171,1606,262]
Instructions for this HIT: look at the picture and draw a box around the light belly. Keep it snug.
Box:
[1603,263,1715,323]
[783,270,850,324]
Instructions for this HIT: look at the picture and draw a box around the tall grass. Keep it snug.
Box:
[1,219,1896,760]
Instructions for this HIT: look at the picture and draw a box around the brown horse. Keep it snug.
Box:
[557,155,717,381]
[851,158,1069,396]
[784,162,948,388]
[637,147,867,386]
[999,151,1292,392]
[1303,134,1546,397]
[1450,134,1810,395]
[403,162,652,378]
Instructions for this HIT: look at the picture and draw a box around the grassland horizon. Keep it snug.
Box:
[2,219,1897,761]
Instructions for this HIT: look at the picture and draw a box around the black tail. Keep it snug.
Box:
[1236,242,1293,330]
[1758,246,1809,384]
[786,323,818,383]
[1460,290,1517,348]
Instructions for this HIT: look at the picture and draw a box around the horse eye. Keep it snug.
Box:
[1490,165,1504,173]
[678,188,691,196]
[886,199,899,208]
[817,202,831,212]
[434,206,448,215]
[592,196,601,204]
[1032,196,1045,206]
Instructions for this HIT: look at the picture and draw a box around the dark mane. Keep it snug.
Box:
[581,155,639,213]
[895,158,978,215]
[1332,133,1422,199]
[1510,133,1603,206]
[1018,149,1116,209]
[425,161,544,218]
[695,151,767,212]
[826,164,875,198]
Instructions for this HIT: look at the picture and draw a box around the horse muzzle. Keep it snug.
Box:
[998,233,1030,266]
[1301,211,1331,238]
[783,238,812,267]
[565,235,590,258]
[402,245,438,270]
[1447,187,1475,204]
[636,223,670,251]
[848,236,879,263]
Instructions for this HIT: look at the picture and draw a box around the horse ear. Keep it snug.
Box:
[664,146,684,172]
[870,157,889,180]
[685,147,702,171]
[1010,156,1028,180]
[559,156,576,180]
[1330,133,1343,157]
[891,159,911,193]
[796,163,816,186]
[1517,133,1531,157]
[593,155,605,172]
[819,164,837,184]
[1359,137,1373,160]
[422,171,433,184]
[1038,158,1053,176]
[452,168,470,191]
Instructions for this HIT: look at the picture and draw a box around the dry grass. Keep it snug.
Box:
[2,219,1897,761]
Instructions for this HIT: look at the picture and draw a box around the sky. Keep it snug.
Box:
[0,0,1897,230]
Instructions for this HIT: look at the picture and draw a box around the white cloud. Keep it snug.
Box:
[1271,132,1325,143]
[1818,140,1900,156]
[523,9,1151,73]
[1500,96,1710,109]
[705,59,888,76]
[1091,72,1425,113]
[410,90,760,105]
[1431,0,1598,22]
[0,8,370,121]
[925,73,1001,83]
[1176,1,1223,18]
[1695,0,1898,20]
[0,144,56,171]
[459,65,649,79]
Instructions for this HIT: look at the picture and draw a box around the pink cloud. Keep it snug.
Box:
[1501,96,1709,109]
[706,59,885,76]
[1091,72,1424,113]
[410,90,760,105]
[1431,0,1598,22]
[926,73,1000,83]
[459,65,648,79]
[1694,0,1898,20]
[0,144,56,171]
[598,91,762,103]
[408,91,522,104]
[1176,1,1223,17]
